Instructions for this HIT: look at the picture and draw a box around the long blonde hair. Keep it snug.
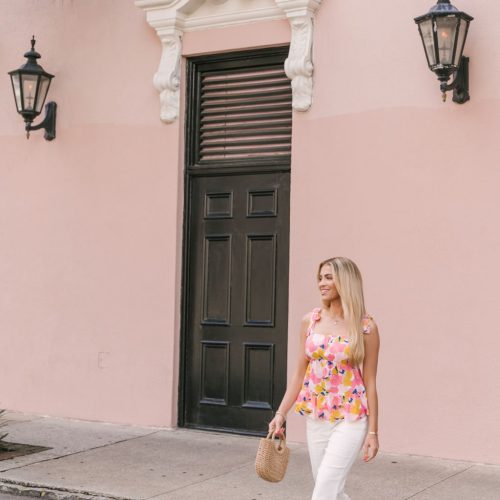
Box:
[318,257,366,367]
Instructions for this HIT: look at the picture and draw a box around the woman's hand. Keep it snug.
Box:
[268,413,286,437]
[362,434,379,462]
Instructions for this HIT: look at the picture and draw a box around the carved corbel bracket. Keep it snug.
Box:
[154,28,183,123]
[135,0,190,123]
[275,0,322,111]
[136,0,322,122]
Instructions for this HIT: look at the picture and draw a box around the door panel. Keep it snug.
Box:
[184,171,290,434]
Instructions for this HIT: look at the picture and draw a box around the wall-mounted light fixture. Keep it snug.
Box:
[8,37,57,140]
[414,0,473,103]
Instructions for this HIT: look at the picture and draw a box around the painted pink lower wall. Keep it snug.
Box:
[285,104,500,465]
[0,0,182,427]
[1,0,499,465]
[284,1,500,465]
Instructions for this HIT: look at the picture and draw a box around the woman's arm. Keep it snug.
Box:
[268,313,310,434]
[362,319,380,462]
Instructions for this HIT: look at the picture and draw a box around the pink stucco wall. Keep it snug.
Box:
[1,0,499,465]
[284,0,500,465]
[0,0,182,427]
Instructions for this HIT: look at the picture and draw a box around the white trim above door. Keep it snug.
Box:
[135,0,322,122]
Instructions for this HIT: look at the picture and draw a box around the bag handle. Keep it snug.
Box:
[265,431,287,453]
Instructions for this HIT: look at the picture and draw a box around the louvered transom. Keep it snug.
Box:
[198,65,292,162]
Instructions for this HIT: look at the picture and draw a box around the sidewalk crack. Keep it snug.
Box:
[404,465,475,499]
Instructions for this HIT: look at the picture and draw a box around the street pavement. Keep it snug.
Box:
[0,412,499,500]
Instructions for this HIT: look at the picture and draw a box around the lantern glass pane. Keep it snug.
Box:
[36,76,51,113]
[418,19,436,67]
[21,74,39,112]
[453,18,469,66]
[10,73,22,111]
[436,16,458,66]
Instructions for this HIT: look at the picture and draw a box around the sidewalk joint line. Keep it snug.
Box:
[403,464,475,499]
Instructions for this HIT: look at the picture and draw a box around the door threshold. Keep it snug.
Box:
[183,423,266,438]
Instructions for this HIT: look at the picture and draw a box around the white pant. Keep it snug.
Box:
[306,416,368,500]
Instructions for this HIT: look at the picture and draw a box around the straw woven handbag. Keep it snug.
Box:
[255,431,290,482]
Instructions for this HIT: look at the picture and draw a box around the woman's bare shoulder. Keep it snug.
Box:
[300,311,314,332]
[302,307,320,325]
[302,311,313,323]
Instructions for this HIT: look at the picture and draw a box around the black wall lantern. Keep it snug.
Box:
[415,0,473,103]
[8,37,57,140]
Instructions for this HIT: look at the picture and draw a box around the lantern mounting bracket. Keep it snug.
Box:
[439,56,469,104]
[25,101,57,140]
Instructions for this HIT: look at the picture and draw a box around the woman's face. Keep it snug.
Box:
[318,264,339,302]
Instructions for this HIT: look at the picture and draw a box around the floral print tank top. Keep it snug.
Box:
[294,308,372,422]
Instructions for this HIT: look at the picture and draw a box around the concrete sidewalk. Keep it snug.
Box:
[0,412,498,500]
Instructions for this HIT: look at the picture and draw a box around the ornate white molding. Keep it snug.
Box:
[135,0,322,122]
[275,1,322,112]
[154,29,182,122]
[135,1,284,33]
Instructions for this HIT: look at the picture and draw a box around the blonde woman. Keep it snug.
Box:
[269,257,380,500]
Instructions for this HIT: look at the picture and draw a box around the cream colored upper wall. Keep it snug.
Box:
[310,0,496,114]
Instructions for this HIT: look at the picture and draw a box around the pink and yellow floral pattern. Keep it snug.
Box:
[294,308,372,422]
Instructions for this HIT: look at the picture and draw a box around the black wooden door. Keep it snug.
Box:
[183,171,290,434]
[181,47,291,435]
